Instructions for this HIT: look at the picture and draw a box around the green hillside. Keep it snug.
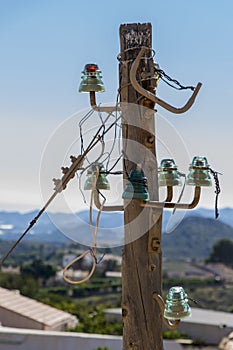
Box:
[163,216,233,260]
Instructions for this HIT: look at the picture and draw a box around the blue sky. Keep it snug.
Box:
[1,0,233,212]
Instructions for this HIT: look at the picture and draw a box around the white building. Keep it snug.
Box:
[0,287,78,331]
[105,307,233,345]
[0,327,182,350]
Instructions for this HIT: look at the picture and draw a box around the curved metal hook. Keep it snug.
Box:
[130,47,202,114]
[153,293,180,330]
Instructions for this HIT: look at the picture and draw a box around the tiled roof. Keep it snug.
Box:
[0,287,77,327]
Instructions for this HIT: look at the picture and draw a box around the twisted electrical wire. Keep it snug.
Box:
[62,165,106,285]
[0,112,122,266]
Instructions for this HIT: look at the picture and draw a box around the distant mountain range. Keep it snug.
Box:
[0,207,232,259]
[162,215,233,260]
[0,209,125,246]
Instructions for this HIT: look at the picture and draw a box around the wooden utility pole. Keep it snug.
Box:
[120,23,163,349]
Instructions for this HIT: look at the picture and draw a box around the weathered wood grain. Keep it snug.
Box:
[120,23,163,350]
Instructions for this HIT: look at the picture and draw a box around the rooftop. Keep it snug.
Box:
[105,307,233,328]
[0,287,77,329]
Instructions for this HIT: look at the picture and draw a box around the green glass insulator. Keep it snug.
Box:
[79,64,105,93]
[186,156,212,187]
[164,286,191,320]
[158,159,182,187]
[122,169,150,202]
[84,163,110,190]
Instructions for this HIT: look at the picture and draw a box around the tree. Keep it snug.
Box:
[21,259,57,286]
[0,272,38,297]
[207,239,233,267]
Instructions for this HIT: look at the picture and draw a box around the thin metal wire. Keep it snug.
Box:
[0,192,57,266]
[209,168,222,219]
[172,172,186,215]
[97,109,106,139]
[105,95,121,171]
[105,171,123,175]
[80,93,121,172]
[62,166,106,285]
[78,138,105,204]
[188,297,199,305]
[107,154,123,173]
[117,46,155,63]
[77,105,119,204]
[155,66,195,91]
[118,46,195,92]
[76,171,87,204]
[79,109,95,156]
[0,112,122,266]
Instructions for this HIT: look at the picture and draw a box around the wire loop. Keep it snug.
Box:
[117,46,155,63]
[62,165,106,285]
[62,249,97,285]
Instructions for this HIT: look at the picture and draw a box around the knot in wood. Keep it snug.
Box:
[122,307,128,318]
[145,135,154,147]
[149,264,156,271]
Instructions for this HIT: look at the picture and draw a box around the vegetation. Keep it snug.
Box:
[0,240,65,267]
[206,238,233,267]
[163,216,233,260]
[0,271,38,297]
[2,237,233,337]
[162,329,187,340]
[21,259,57,286]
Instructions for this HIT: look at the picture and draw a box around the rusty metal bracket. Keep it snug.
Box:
[148,209,162,254]
[141,186,201,210]
[153,293,180,330]
[94,189,124,212]
[130,47,202,114]
[89,91,121,113]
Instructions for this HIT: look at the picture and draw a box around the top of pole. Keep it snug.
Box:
[119,23,152,53]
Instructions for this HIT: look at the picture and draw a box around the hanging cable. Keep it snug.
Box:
[78,132,105,205]
[118,46,196,93]
[78,106,118,203]
[103,95,121,171]
[78,89,122,178]
[172,172,186,215]
[0,192,57,267]
[79,99,121,170]
[79,108,95,156]
[154,65,195,91]
[107,154,123,173]
[62,165,106,284]
[209,168,222,219]
[0,112,121,266]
